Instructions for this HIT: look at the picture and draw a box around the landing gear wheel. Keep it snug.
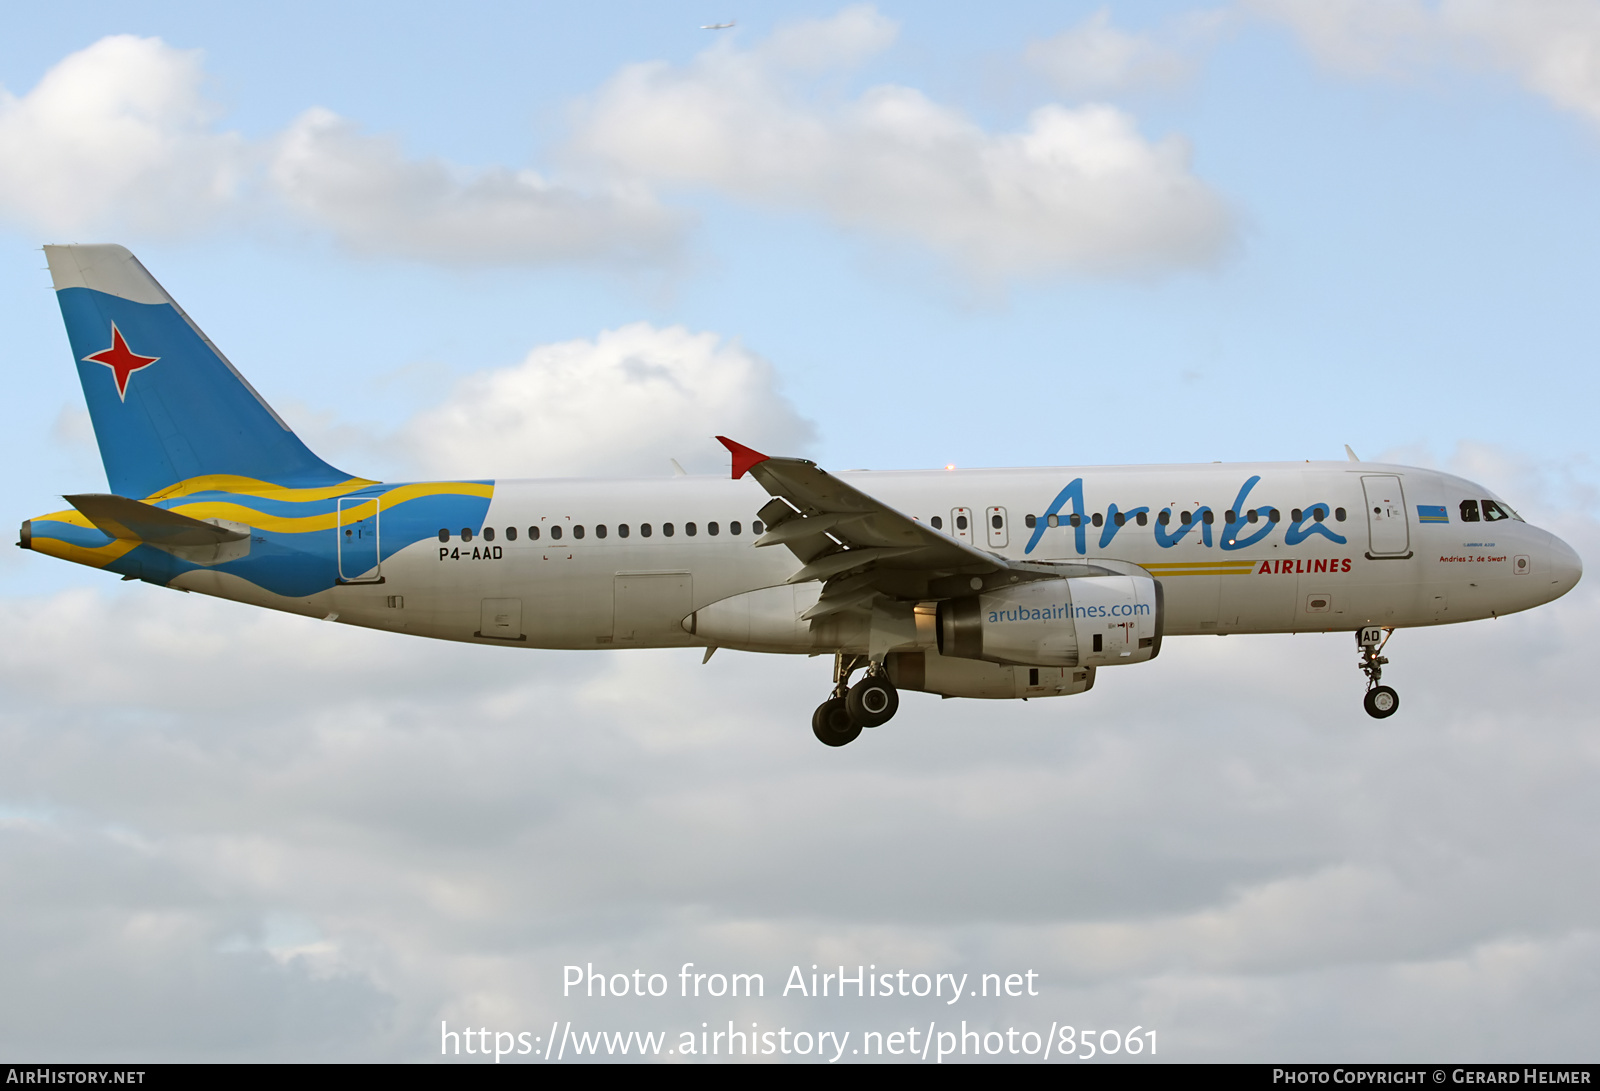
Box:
[846,675,899,728]
[1364,685,1399,719]
[812,697,862,746]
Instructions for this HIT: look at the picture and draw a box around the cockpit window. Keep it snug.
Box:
[1482,499,1520,522]
[1460,499,1480,523]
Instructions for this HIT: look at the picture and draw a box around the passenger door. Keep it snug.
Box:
[1361,475,1410,558]
[336,496,382,583]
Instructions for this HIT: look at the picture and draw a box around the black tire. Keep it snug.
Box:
[812,698,862,746]
[846,675,899,728]
[1363,685,1399,719]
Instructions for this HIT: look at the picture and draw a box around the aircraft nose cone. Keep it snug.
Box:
[1548,532,1582,597]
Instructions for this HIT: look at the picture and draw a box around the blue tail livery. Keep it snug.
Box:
[47,244,355,498]
[23,245,492,598]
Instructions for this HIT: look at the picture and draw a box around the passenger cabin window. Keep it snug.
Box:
[1047,514,1059,528]
[991,514,1003,529]
[461,527,474,542]
[708,522,719,536]
[528,526,540,541]
[1202,511,1214,525]
[686,522,697,536]
[574,525,585,539]
[1025,514,1037,528]
[956,514,968,531]
[619,524,630,538]
[931,516,943,530]
[438,529,449,542]
[1179,511,1191,526]
[1335,508,1347,521]
[483,527,495,541]
[1291,509,1302,522]
[1158,511,1170,526]
[1136,512,1148,526]
[506,527,517,541]
[1091,513,1103,527]
[551,525,563,540]
[730,521,742,535]
[641,523,652,537]
[752,520,764,534]
[663,523,675,537]
[1460,499,1480,522]
[1114,512,1125,527]
[596,524,607,538]
[1069,514,1082,527]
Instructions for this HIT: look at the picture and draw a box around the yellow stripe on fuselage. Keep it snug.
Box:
[28,534,140,568]
[146,474,382,502]
[169,481,495,535]
[1143,560,1258,576]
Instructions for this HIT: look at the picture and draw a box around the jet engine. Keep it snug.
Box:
[884,647,1095,700]
[936,575,1162,669]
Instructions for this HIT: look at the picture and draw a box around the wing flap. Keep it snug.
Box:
[718,439,1024,605]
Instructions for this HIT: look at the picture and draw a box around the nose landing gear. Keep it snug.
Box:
[811,652,900,746]
[1357,626,1399,719]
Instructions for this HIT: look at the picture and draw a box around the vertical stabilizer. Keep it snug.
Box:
[46,244,354,498]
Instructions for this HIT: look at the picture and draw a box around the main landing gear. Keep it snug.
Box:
[1357,626,1400,719]
[812,653,900,746]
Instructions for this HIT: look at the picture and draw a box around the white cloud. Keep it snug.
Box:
[1254,0,1600,128]
[3,495,1599,1057]
[2,19,1233,279]
[0,36,682,265]
[401,322,816,478]
[572,7,1234,278]
[0,36,244,235]
[267,108,683,266]
[1025,9,1201,96]
[760,2,900,71]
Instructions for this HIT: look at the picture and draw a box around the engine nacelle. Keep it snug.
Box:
[885,647,1094,700]
[937,576,1162,668]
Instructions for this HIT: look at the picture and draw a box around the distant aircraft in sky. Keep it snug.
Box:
[20,246,1582,745]
[700,21,735,30]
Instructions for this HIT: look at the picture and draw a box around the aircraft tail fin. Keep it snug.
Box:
[46,245,354,499]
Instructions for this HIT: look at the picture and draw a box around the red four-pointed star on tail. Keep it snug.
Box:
[83,323,158,400]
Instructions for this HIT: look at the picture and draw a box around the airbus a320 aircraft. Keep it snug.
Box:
[19,246,1583,746]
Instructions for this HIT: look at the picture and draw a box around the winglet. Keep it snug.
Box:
[1345,445,1360,462]
[716,436,770,480]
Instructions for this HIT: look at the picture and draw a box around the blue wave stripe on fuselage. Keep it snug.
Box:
[35,485,492,598]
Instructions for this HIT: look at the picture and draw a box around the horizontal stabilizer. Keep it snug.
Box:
[65,493,250,546]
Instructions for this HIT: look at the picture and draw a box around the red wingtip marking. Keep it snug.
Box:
[716,436,770,480]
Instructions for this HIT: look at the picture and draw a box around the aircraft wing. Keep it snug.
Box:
[717,437,1067,618]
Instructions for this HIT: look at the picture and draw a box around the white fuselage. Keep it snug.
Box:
[177,460,1581,656]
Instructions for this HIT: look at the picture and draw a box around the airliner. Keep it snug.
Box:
[19,245,1583,746]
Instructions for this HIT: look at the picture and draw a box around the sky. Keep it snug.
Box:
[1,0,1598,1063]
